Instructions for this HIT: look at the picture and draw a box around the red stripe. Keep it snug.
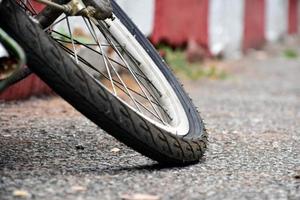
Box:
[0,3,52,101]
[30,1,45,12]
[288,0,298,34]
[243,0,266,50]
[151,0,209,49]
[0,75,52,101]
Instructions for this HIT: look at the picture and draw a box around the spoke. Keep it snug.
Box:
[49,17,171,122]
[121,49,164,103]
[66,17,79,64]
[83,17,117,95]
[51,30,148,81]
[125,46,163,98]
[113,82,164,122]
[18,0,37,15]
[45,16,68,31]
[53,38,119,48]
[84,18,141,111]
[19,1,172,123]
[17,1,28,11]
[57,42,101,72]
[96,20,167,123]
[57,41,172,121]
[53,38,97,46]
[99,21,165,114]
[107,55,142,111]
[26,0,38,15]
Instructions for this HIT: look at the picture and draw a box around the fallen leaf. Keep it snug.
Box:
[121,193,160,200]
[111,147,120,153]
[13,190,30,198]
[71,185,87,192]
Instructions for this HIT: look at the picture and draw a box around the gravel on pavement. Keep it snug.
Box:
[0,45,300,200]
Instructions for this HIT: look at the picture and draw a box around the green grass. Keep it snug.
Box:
[283,49,298,59]
[159,45,228,80]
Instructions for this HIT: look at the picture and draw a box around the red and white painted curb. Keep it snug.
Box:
[1,0,299,100]
[128,0,298,58]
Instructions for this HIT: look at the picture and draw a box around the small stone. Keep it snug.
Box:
[121,193,160,200]
[111,147,120,153]
[294,175,300,179]
[75,145,85,150]
[294,171,300,180]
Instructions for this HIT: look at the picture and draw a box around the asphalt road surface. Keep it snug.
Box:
[0,48,300,200]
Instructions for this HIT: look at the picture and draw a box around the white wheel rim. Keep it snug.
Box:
[19,0,190,136]
[101,15,189,135]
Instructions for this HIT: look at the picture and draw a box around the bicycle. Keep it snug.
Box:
[0,0,208,165]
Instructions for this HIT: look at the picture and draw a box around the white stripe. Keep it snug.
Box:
[209,0,245,58]
[115,0,155,36]
[265,0,289,42]
[0,43,9,58]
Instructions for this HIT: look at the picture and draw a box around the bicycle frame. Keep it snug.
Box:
[0,28,26,92]
[36,0,112,28]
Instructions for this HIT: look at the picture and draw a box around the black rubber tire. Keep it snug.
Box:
[0,0,208,165]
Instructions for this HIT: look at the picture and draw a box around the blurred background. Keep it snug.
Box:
[1,0,299,100]
[2,1,300,198]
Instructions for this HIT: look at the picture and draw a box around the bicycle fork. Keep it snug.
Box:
[35,0,112,29]
[0,28,26,92]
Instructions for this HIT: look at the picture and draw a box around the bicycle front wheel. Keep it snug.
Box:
[0,0,208,164]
